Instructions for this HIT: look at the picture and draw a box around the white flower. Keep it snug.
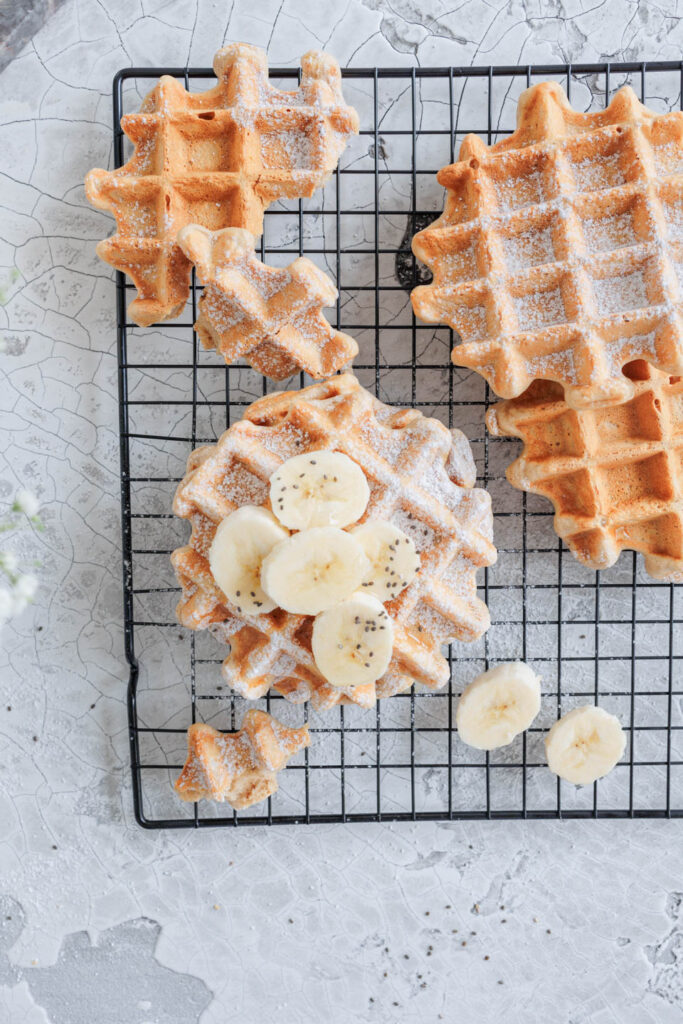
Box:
[0,550,18,574]
[13,489,40,518]
[0,589,12,622]
[15,574,38,602]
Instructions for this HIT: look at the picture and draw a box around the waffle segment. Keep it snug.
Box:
[172,375,496,710]
[86,45,358,326]
[175,710,309,807]
[487,361,683,579]
[177,225,357,379]
[412,83,683,408]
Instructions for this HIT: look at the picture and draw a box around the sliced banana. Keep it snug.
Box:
[260,526,369,615]
[269,450,370,530]
[312,592,394,688]
[209,505,289,615]
[352,520,420,601]
[545,705,626,785]
[456,662,541,750]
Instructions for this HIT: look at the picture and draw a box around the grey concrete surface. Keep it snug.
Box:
[1,1,683,1022]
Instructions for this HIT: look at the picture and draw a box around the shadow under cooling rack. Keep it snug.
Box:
[113,60,683,826]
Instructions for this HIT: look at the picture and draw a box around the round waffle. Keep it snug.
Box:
[171,374,497,710]
[412,82,683,409]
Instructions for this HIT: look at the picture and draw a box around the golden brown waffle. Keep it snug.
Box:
[85,44,359,327]
[171,374,496,711]
[412,82,683,409]
[175,710,309,807]
[487,361,683,579]
[177,225,357,379]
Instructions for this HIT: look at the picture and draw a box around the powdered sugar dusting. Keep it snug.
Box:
[583,210,638,252]
[514,286,567,330]
[503,225,555,269]
[172,379,496,711]
[594,269,649,316]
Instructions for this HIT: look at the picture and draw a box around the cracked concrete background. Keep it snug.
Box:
[0,0,66,73]
[1,0,683,1021]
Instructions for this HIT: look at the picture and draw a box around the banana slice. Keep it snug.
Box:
[209,505,289,615]
[352,520,420,601]
[269,450,370,530]
[260,526,369,615]
[545,705,626,785]
[312,592,394,688]
[456,662,541,750]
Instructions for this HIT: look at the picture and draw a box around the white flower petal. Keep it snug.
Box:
[0,550,18,574]
[0,589,13,621]
[15,574,38,601]
[14,489,40,517]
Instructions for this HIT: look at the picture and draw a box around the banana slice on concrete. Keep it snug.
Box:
[456,662,542,750]
[545,705,626,785]
[352,520,420,601]
[269,450,369,530]
[312,592,394,687]
[260,526,369,615]
[209,505,289,614]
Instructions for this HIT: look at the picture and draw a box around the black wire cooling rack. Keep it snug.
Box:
[113,60,683,827]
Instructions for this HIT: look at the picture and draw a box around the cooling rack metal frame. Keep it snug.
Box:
[113,60,683,828]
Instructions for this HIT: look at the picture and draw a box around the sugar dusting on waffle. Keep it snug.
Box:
[85,44,359,327]
[412,82,683,409]
[171,374,497,711]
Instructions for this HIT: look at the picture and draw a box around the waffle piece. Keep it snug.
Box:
[177,225,357,379]
[175,710,309,807]
[487,361,683,580]
[85,44,359,327]
[171,374,496,711]
[412,82,683,409]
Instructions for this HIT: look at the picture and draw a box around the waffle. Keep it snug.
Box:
[175,709,309,807]
[177,225,357,379]
[85,44,359,327]
[171,374,496,711]
[412,82,683,409]
[487,360,683,579]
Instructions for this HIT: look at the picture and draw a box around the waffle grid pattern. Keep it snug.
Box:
[176,225,358,379]
[172,376,494,711]
[87,45,358,327]
[487,363,683,577]
[115,61,683,827]
[411,84,683,408]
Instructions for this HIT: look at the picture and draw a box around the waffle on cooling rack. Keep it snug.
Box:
[171,374,496,711]
[175,709,309,807]
[412,82,683,409]
[487,360,683,579]
[177,225,358,379]
[85,44,358,327]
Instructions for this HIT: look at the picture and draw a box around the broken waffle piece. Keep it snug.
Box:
[412,82,683,408]
[85,44,359,327]
[171,374,496,711]
[177,225,358,379]
[174,710,309,808]
[487,360,683,581]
